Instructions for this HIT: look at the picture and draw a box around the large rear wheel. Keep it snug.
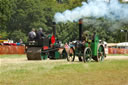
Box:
[67,47,75,62]
[83,47,92,63]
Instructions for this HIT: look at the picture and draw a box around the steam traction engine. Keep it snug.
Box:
[67,19,106,62]
[26,22,67,60]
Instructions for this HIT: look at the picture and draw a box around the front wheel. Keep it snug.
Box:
[83,47,92,63]
[97,44,105,62]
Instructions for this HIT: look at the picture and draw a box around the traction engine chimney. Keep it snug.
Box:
[52,22,56,37]
[79,19,83,41]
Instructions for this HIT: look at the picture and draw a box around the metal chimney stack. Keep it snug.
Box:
[79,19,83,41]
[52,22,56,37]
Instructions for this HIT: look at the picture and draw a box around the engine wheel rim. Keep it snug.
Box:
[83,47,92,62]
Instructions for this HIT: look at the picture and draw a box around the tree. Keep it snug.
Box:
[7,0,46,33]
[0,0,127,43]
[0,0,15,30]
[9,30,27,43]
[0,30,8,39]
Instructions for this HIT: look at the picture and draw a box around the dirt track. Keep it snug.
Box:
[0,55,128,65]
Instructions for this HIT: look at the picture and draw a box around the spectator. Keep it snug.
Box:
[19,39,23,43]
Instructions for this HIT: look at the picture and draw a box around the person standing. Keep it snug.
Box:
[36,27,46,39]
[19,39,23,43]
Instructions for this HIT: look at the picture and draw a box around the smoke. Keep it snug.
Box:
[54,0,128,23]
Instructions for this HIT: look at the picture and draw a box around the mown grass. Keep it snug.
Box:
[107,54,128,56]
[0,55,128,85]
[0,54,127,59]
[0,54,25,58]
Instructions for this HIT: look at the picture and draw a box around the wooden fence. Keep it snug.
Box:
[108,48,128,54]
[0,46,25,54]
[0,45,127,54]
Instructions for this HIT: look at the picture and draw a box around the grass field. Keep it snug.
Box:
[107,54,128,56]
[0,55,128,85]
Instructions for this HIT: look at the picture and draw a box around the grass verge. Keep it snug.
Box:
[0,57,128,85]
[107,54,128,56]
[0,54,25,58]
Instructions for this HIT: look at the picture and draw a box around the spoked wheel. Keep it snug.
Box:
[67,47,75,62]
[83,47,92,63]
[96,44,105,62]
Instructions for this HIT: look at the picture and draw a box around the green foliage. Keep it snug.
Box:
[0,30,8,39]
[83,18,128,43]
[0,0,15,30]
[56,22,79,43]
[9,30,27,43]
[0,0,128,43]
[7,0,47,33]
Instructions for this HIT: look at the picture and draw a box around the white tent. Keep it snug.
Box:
[122,0,128,2]
[117,42,128,47]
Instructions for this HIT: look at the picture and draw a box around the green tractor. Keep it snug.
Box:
[67,19,106,62]
[26,22,67,60]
